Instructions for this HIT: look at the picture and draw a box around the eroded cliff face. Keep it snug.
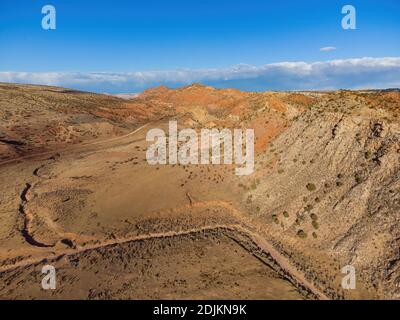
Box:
[240,91,400,299]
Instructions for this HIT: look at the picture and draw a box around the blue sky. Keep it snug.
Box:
[0,0,399,92]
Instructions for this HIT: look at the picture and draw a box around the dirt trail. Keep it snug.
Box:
[2,196,330,299]
[12,124,150,248]
[0,123,149,166]
[2,121,329,300]
[18,183,53,247]
[17,155,68,248]
[0,221,328,299]
[157,199,330,299]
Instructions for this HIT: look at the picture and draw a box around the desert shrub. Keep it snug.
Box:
[304,204,313,212]
[306,183,316,191]
[355,172,363,184]
[312,232,318,238]
[312,220,319,229]
[310,213,318,221]
[297,230,307,238]
[283,211,289,218]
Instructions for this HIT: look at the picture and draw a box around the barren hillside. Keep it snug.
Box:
[0,83,399,299]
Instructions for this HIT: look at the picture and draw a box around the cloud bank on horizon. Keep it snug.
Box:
[1,57,400,93]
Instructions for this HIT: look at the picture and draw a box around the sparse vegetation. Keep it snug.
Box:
[312,232,318,239]
[283,211,289,218]
[297,230,307,239]
[304,204,313,212]
[312,220,319,229]
[306,183,316,191]
[355,172,363,184]
[2,83,399,300]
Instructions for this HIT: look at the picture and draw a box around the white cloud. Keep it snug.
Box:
[1,57,399,93]
[320,46,337,52]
